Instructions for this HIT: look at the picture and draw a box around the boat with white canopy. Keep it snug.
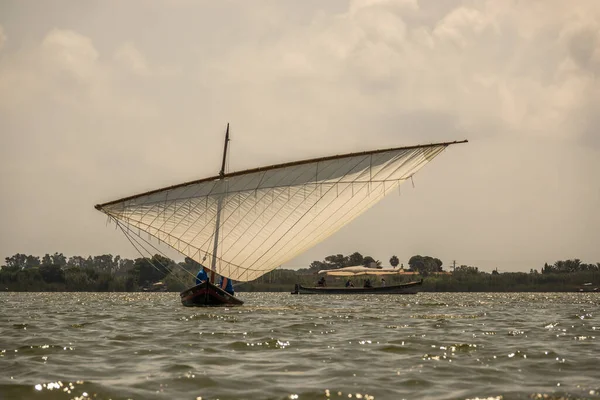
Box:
[291,265,423,294]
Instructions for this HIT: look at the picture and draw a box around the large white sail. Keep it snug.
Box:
[95,140,466,281]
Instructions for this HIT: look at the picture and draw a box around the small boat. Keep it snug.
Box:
[291,279,423,295]
[180,279,244,307]
[142,281,168,292]
[577,283,599,292]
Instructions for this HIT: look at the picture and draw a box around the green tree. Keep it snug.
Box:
[389,255,399,268]
[455,265,479,274]
[41,254,52,267]
[179,257,205,272]
[307,260,327,273]
[116,258,135,276]
[408,255,443,275]
[130,255,174,286]
[39,264,65,283]
[305,252,378,273]
[347,252,364,266]
[25,255,41,269]
[324,254,347,269]
[5,254,28,269]
[67,256,87,268]
[543,263,551,274]
[363,256,381,268]
[50,253,67,267]
[64,267,92,290]
[4,254,40,269]
[543,259,597,274]
[93,254,117,273]
[164,268,194,292]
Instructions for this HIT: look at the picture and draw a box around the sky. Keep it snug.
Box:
[1,0,599,273]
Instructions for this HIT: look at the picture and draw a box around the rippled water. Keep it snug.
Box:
[1,292,599,400]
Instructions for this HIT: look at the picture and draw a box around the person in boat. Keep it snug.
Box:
[317,276,327,287]
[363,278,372,288]
[345,279,354,287]
[195,266,208,285]
[381,278,386,287]
[219,276,235,296]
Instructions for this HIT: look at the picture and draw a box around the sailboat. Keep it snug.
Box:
[94,124,467,306]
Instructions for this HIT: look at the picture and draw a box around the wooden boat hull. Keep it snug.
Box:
[180,280,244,307]
[291,279,423,295]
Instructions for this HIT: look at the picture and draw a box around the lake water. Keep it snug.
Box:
[1,292,599,400]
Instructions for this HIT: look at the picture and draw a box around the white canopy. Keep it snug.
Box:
[319,265,418,276]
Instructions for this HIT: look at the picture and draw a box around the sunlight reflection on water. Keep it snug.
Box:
[0,292,599,399]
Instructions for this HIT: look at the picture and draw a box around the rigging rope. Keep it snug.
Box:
[115,219,195,287]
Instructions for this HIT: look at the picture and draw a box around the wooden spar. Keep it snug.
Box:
[219,123,230,178]
[210,123,230,282]
[94,139,468,209]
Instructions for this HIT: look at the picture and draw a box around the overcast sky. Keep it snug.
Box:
[1,0,599,273]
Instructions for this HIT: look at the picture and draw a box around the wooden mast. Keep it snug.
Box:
[219,123,230,178]
[210,123,230,282]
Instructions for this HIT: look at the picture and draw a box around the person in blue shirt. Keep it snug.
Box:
[195,267,208,285]
[219,276,235,295]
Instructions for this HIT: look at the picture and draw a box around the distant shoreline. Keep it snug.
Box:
[2,253,598,294]
[3,277,599,294]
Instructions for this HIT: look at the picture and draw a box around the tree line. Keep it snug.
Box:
[1,252,598,292]
[0,253,197,292]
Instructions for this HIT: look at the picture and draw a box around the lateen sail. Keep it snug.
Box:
[95,140,467,281]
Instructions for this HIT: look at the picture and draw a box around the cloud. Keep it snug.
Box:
[114,41,170,77]
[41,29,100,80]
[433,7,490,47]
[193,0,599,149]
[114,43,144,74]
[560,17,600,71]
[349,0,419,15]
[0,1,599,270]
[0,29,160,117]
